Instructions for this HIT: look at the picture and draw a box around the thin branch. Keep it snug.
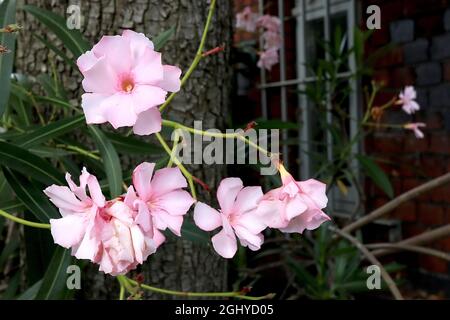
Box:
[329,225,404,300]
[372,225,450,257]
[366,243,450,261]
[343,172,450,233]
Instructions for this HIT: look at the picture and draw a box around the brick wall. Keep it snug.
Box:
[363,0,450,276]
[233,0,450,277]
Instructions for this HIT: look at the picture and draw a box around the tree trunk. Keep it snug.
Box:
[16,0,232,299]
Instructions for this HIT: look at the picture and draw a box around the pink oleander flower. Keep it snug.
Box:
[236,6,258,32]
[256,15,281,32]
[257,48,279,71]
[256,164,330,234]
[44,167,106,261]
[397,86,420,114]
[404,122,426,139]
[44,168,157,276]
[194,178,266,259]
[77,30,181,136]
[127,162,195,243]
[96,199,156,275]
[263,30,282,50]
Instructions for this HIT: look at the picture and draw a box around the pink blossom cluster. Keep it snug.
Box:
[44,163,194,275]
[45,163,330,271]
[235,6,282,71]
[194,164,330,259]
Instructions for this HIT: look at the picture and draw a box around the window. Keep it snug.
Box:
[257,0,361,217]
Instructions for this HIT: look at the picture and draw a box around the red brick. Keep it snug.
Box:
[372,135,404,153]
[403,224,426,238]
[418,203,445,225]
[372,70,391,88]
[430,184,450,203]
[416,14,443,38]
[444,60,450,82]
[436,237,450,251]
[375,46,404,68]
[393,202,417,222]
[370,28,390,47]
[419,256,448,274]
[391,67,415,87]
[404,135,428,153]
[421,155,447,178]
[429,133,450,154]
[426,112,444,130]
[403,177,432,202]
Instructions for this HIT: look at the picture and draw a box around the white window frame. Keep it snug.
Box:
[257,0,362,217]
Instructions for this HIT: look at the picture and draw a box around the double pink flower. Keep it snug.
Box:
[44,163,194,275]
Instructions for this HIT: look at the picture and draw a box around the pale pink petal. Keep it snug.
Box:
[284,195,308,220]
[280,209,331,234]
[123,185,138,208]
[298,179,328,209]
[135,201,153,234]
[233,186,263,214]
[217,178,243,214]
[132,107,162,136]
[153,211,183,236]
[255,198,288,228]
[85,170,106,207]
[132,162,155,201]
[92,35,131,75]
[106,201,133,225]
[73,225,100,261]
[233,225,264,250]
[81,93,110,124]
[77,50,99,73]
[156,190,194,216]
[44,185,85,213]
[132,48,164,84]
[152,228,166,248]
[236,212,266,234]
[211,228,238,259]
[150,167,187,197]
[193,202,222,231]
[131,84,167,114]
[122,30,154,62]
[102,93,138,129]
[50,215,87,248]
[157,65,182,92]
[81,56,117,94]
[130,225,146,263]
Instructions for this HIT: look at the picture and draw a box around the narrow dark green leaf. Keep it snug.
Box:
[356,154,394,198]
[179,220,209,245]
[2,168,59,223]
[105,132,163,155]
[23,5,89,58]
[0,141,64,185]
[0,0,17,117]
[35,246,72,300]
[153,26,175,51]
[33,33,77,69]
[14,115,85,148]
[18,280,43,300]
[88,126,123,198]
[0,199,25,211]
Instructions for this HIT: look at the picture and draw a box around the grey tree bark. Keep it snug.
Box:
[16,0,232,299]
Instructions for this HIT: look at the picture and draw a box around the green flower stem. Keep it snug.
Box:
[124,277,274,300]
[167,130,181,168]
[159,0,217,114]
[155,132,197,200]
[162,119,274,158]
[0,209,51,229]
